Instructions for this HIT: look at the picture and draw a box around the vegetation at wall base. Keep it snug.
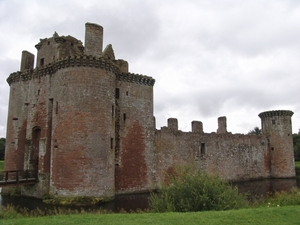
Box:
[149,166,249,212]
[43,196,113,206]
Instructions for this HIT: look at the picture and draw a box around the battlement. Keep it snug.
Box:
[258,110,294,119]
[7,55,155,86]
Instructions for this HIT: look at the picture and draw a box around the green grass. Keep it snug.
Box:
[0,206,300,225]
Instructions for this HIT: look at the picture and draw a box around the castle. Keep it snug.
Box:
[3,23,296,200]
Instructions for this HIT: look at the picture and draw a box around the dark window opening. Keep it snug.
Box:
[201,143,206,155]
[272,119,275,125]
[37,89,40,95]
[123,113,126,121]
[111,138,114,149]
[71,42,74,47]
[112,105,114,117]
[115,88,119,99]
[13,118,18,120]
[271,147,274,151]
[47,41,50,45]
[40,58,44,66]
[126,91,128,96]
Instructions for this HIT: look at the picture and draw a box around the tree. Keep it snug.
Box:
[247,126,262,135]
[0,138,5,160]
[293,134,300,161]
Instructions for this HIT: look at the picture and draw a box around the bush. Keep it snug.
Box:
[149,166,248,212]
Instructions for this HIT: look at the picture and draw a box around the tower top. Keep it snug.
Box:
[258,110,294,119]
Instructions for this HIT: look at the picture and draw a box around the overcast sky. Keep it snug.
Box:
[0,0,300,137]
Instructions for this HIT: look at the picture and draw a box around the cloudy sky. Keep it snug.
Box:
[0,0,300,137]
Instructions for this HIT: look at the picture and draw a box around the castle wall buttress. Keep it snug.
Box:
[115,78,155,194]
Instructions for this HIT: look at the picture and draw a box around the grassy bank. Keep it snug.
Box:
[1,206,300,225]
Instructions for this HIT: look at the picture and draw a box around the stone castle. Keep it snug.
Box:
[3,23,296,200]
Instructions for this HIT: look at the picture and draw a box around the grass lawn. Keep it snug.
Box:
[1,206,300,225]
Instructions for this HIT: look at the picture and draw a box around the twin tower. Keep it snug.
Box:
[3,23,295,201]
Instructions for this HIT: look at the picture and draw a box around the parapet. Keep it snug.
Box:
[192,121,203,133]
[217,116,227,134]
[168,118,178,131]
[258,110,294,119]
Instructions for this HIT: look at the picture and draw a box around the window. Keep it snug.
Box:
[40,58,44,66]
[123,113,126,121]
[111,138,114,149]
[115,88,119,99]
[201,143,206,155]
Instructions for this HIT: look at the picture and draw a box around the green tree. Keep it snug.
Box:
[0,138,5,160]
[293,134,300,161]
[248,126,262,135]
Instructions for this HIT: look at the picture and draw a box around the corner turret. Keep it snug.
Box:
[259,110,295,178]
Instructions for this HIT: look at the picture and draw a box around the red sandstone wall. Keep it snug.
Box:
[115,80,155,194]
[49,66,115,198]
[260,111,295,178]
[154,128,271,185]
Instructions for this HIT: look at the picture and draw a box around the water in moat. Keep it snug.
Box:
[0,178,299,212]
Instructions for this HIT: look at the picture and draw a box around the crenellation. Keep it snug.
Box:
[3,22,296,202]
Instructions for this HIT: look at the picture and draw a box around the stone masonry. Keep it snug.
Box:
[3,23,296,200]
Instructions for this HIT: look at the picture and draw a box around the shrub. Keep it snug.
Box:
[149,166,248,212]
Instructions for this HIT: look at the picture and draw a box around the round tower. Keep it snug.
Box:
[259,110,295,178]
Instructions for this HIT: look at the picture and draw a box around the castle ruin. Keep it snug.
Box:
[3,23,296,200]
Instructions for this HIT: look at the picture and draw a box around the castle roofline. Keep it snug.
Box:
[7,54,155,86]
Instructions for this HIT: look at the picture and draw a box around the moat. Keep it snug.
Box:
[0,178,298,212]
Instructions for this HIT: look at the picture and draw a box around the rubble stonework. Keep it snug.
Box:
[3,23,296,200]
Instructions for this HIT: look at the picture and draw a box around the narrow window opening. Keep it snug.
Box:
[271,147,274,151]
[115,88,119,99]
[111,138,114,149]
[112,105,114,117]
[123,113,126,121]
[47,41,50,45]
[37,89,40,95]
[126,91,128,96]
[201,143,206,155]
[40,58,44,66]
[272,119,275,125]
[13,118,18,121]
